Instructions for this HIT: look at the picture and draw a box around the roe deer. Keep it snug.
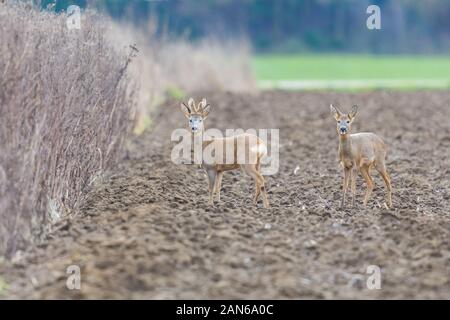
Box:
[180,98,270,208]
[330,104,392,208]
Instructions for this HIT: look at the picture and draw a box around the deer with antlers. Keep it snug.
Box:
[180,98,270,208]
[330,104,392,209]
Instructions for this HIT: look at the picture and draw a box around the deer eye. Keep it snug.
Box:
[346,120,350,123]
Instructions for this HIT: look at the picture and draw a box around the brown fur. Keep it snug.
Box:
[331,104,392,208]
[181,98,269,208]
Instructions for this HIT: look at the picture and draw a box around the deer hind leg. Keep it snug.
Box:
[256,161,270,209]
[243,164,269,209]
[252,161,262,204]
[253,179,261,205]
[214,171,224,202]
[376,161,392,208]
[206,169,217,206]
[258,174,270,209]
[360,164,374,207]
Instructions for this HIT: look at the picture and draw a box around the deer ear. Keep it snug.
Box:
[180,103,190,118]
[202,104,211,118]
[349,105,358,118]
[188,98,195,109]
[330,104,341,120]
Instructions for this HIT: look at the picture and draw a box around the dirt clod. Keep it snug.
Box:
[1,91,449,299]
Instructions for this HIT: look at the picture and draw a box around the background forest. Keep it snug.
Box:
[41,0,450,54]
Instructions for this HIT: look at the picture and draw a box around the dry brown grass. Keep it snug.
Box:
[0,2,136,256]
[0,2,254,257]
[109,22,255,134]
[158,38,255,93]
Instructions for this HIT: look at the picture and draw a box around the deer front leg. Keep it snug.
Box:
[341,168,350,208]
[215,171,224,201]
[351,168,357,207]
[206,169,217,206]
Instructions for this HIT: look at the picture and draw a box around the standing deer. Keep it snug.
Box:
[180,98,270,208]
[330,104,392,208]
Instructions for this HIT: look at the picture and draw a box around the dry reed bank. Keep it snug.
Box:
[0,2,136,256]
[0,1,254,257]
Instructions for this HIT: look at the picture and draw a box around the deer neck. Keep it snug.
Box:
[191,127,214,166]
[191,126,210,149]
[338,133,353,161]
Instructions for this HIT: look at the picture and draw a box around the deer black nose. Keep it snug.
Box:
[340,127,347,133]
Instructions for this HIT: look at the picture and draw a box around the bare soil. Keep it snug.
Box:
[1,91,449,299]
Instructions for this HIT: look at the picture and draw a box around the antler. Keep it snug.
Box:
[187,98,196,112]
[190,98,207,113]
[185,97,209,114]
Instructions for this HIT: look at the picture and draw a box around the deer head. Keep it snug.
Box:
[330,104,358,135]
[180,98,211,133]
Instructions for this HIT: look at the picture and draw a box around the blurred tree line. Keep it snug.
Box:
[41,0,450,54]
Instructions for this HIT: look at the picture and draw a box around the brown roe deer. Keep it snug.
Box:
[330,104,392,208]
[180,98,270,208]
